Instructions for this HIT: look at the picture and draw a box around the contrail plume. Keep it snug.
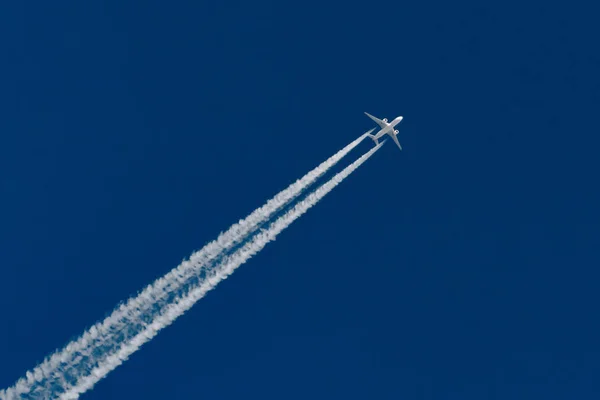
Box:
[57,141,384,400]
[0,134,370,400]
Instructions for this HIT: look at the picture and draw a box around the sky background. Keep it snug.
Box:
[1,1,599,399]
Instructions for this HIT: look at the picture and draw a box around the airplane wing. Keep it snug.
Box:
[364,112,388,129]
[390,133,402,150]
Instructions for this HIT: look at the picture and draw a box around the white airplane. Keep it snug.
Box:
[364,112,404,150]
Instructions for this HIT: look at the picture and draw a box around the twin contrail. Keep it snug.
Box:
[1,136,383,400]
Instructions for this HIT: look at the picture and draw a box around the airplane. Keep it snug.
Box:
[364,112,404,150]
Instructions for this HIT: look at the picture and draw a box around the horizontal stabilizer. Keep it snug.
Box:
[363,127,376,137]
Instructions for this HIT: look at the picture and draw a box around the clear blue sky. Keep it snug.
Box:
[1,1,599,399]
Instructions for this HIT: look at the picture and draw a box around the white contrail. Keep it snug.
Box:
[0,133,370,400]
[57,142,384,400]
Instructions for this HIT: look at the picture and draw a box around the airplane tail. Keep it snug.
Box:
[368,135,379,145]
[363,128,379,145]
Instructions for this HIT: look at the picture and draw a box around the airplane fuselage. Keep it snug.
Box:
[372,116,403,141]
[364,112,404,150]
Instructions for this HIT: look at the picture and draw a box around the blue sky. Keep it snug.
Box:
[1,1,599,399]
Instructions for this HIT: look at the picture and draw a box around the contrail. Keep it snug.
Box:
[0,133,370,400]
[58,141,385,400]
